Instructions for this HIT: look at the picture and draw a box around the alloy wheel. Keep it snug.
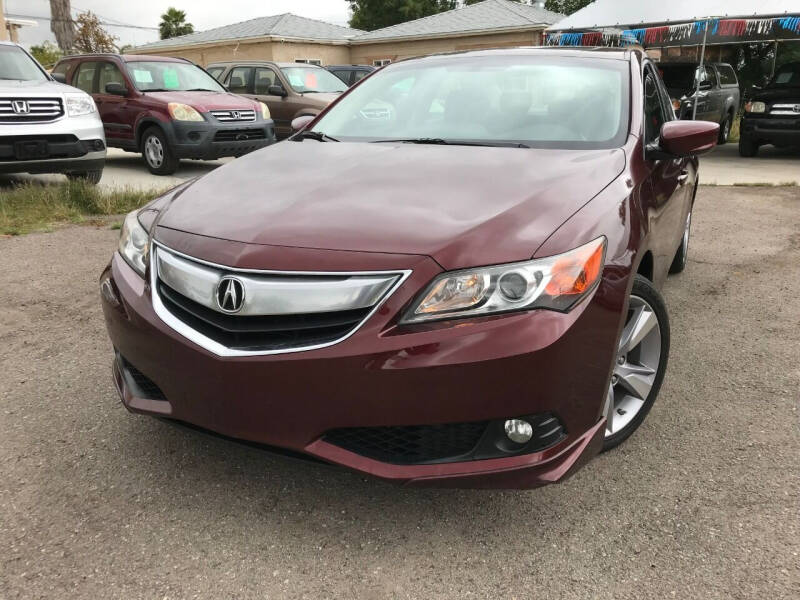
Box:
[144,135,164,168]
[604,295,662,438]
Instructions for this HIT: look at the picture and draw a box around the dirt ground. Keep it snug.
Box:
[1,186,798,599]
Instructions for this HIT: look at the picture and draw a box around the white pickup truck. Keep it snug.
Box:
[0,41,106,183]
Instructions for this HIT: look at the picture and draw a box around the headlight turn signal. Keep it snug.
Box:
[168,102,204,121]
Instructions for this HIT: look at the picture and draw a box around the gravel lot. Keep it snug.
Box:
[1,186,798,599]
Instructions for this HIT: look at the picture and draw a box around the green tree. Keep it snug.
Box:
[159,7,194,40]
[29,41,63,68]
[348,1,456,31]
[544,0,595,15]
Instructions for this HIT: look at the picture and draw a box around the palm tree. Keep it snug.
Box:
[159,7,193,40]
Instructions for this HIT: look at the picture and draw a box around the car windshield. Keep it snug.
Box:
[125,60,225,92]
[312,55,630,149]
[280,66,347,94]
[0,45,48,82]
[659,65,695,92]
[770,63,800,87]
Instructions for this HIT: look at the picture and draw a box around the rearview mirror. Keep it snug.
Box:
[649,120,719,159]
[104,82,128,96]
[268,84,288,97]
[291,115,315,132]
[51,72,66,84]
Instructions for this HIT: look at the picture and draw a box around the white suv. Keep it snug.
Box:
[0,41,106,183]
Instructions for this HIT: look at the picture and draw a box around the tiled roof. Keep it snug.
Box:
[352,0,564,42]
[135,13,363,51]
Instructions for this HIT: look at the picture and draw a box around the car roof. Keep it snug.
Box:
[207,61,321,69]
[326,65,374,69]
[60,53,190,63]
[396,46,637,65]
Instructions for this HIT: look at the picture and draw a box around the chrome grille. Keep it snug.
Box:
[150,244,411,357]
[210,109,256,122]
[770,103,800,116]
[0,98,64,123]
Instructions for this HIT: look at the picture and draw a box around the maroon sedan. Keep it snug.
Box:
[101,48,718,489]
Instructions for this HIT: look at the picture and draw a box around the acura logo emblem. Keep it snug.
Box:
[12,100,30,114]
[216,276,245,313]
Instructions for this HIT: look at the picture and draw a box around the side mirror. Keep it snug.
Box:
[105,82,128,96]
[268,84,288,97]
[698,80,713,91]
[51,72,67,84]
[649,120,719,159]
[291,115,315,132]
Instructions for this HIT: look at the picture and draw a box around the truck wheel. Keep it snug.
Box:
[66,169,103,185]
[738,135,758,158]
[719,113,732,144]
[141,127,179,175]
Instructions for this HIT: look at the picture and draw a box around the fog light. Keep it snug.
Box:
[504,419,533,444]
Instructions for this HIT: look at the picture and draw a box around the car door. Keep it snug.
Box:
[693,66,714,121]
[94,60,136,146]
[643,64,691,274]
[704,66,722,122]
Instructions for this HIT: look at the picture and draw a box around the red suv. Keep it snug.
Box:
[53,54,275,175]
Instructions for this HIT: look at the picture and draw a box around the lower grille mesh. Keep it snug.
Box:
[325,422,490,464]
[120,356,167,400]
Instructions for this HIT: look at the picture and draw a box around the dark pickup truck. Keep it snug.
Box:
[739,62,800,157]
[658,62,740,144]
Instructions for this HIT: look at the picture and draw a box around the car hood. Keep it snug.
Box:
[0,79,74,95]
[751,86,800,103]
[157,142,625,270]
[144,90,258,112]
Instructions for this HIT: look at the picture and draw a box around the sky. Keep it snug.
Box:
[6,0,353,48]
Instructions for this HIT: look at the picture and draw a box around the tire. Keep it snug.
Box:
[738,135,758,158]
[718,112,732,144]
[141,127,179,175]
[669,210,692,274]
[602,275,670,452]
[66,169,103,185]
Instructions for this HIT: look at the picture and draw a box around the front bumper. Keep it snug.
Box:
[740,115,800,146]
[167,118,276,160]
[101,244,624,489]
[0,111,106,174]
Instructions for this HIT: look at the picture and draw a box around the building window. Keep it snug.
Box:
[373,59,392,67]
[295,59,322,66]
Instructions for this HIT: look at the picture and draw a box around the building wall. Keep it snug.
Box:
[350,30,543,65]
[0,0,9,42]
[135,40,350,66]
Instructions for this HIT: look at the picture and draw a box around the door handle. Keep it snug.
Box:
[678,170,690,185]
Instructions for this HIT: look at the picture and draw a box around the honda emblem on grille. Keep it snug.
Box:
[216,276,245,313]
[11,100,30,114]
[231,110,241,120]
[794,105,800,114]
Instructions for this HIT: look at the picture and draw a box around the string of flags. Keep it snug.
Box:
[546,15,800,47]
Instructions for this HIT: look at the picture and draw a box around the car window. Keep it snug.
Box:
[314,55,630,150]
[97,61,126,93]
[280,67,347,94]
[227,67,253,94]
[353,70,369,83]
[74,62,98,94]
[717,65,738,86]
[331,70,352,85]
[0,44,48,81]
[705,66,718,87]
[644,70,667,145]
[206,66,225,81]
[254,68,278,94]
[51,61,69,78]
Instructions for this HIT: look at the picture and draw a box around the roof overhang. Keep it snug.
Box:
[134,34,355,54]
[350,23,551,45]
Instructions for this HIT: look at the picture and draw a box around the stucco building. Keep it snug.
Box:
[132,0,563,67]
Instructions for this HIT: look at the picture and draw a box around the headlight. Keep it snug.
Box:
[119,210,150,277]
[745,101,766,113]
[65,93,96,117]
[400,237,606,324]
[259,102,271,120]
[168,102,204,121]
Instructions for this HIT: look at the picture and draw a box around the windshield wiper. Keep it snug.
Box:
[292,130,340,142]
[142,88,169,92]
[371,138,530,148]
[185,88,218,92]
